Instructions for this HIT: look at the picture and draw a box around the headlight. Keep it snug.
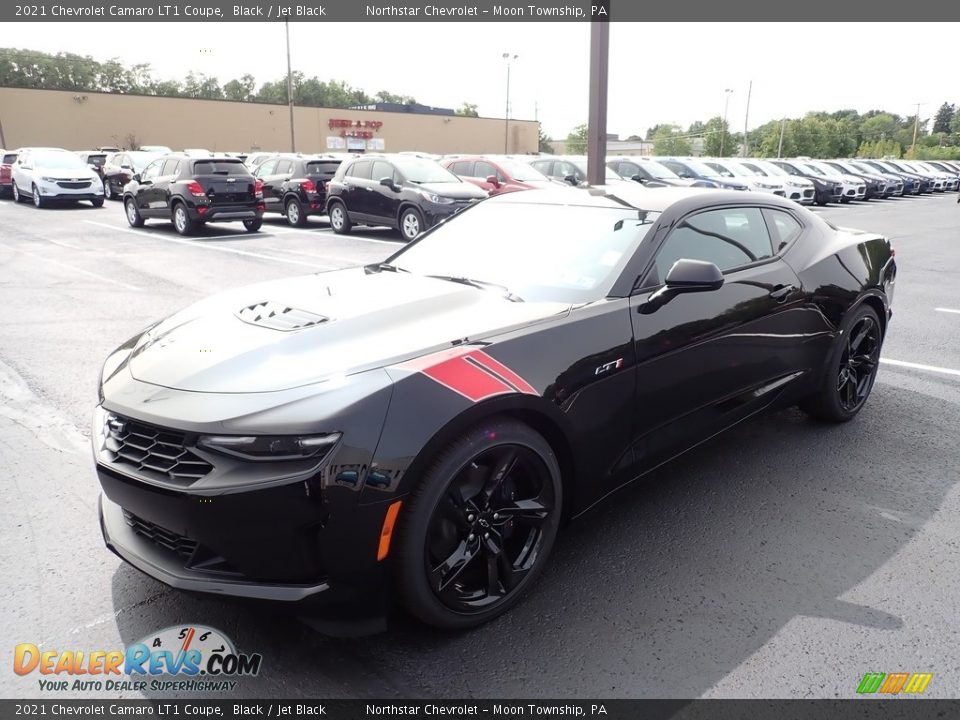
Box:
[197,432,341,462]
[420,191,455,204]
[756,182,778,190]
[40,176,58,183]
[786,180,806,187]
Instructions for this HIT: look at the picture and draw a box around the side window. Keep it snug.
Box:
[661,160,685,177]
[275,160,293,175]
[652,207,774,282]
[348,161,373,180]
[474,161,497,180]
[777,163,800,176]
[765,209,803,250]
[141,160,162,182]
[160,159,180,177]
[450,161,473,176]
[556,161,581,181]
[371,160,394,182]
[256,159,277,177]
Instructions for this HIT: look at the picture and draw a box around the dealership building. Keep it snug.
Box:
[0,87,540,156]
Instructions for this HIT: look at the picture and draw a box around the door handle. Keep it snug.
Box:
[769,285,795,302]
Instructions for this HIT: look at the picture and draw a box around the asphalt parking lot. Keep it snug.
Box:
[2,193,959,700]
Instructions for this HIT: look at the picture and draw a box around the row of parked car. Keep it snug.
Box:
[2,144,957,238]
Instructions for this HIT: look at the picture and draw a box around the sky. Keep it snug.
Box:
[11,21,958,140]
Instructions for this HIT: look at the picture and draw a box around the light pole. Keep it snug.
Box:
[910,102,923,158]
[777,116,787,158]
[503,53,518,153]
[285,20,296,153]
[742,79,753,158]
[720,88,733,156]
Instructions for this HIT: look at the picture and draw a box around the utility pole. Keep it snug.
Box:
[777,117,786,158]
[741,80,752,158]
[910,102,922,157]
[502,53,518,154]
[0,113,6,148]
[586,19,610,185]
[285,20,296,153]
[720,89,733,156]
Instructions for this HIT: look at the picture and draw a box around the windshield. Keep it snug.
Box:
[127,152,159,171]
[751,160,789,177]
[388,201,659,304]
[705,162,737,178]
[638,160,680,179]
[568,159,623,182]
[393,156,461,183]
[497,160,549,182]
[801,163,826,177]
[33,151,87,170]
[740,162,770,177]
[679,159,723,178]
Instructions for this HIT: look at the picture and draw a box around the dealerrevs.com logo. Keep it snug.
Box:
[13,625,263,693]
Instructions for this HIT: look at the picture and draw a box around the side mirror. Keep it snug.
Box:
[485,174,502,188]
[132,173,142,183]
[638,259,724,314]
[563,174,578,186]
[379,176,398,191]
[630,174,645,184]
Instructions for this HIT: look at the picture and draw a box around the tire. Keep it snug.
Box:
[393,418,563,630]
[286,197,307,227]
[328,200,351,235]
[12,182,23,203]
[103,178,113,200]
[32,185,44,209]
[399,207,425,241]
[125,197,145,227]
[800,304,883,423]
[172,202,196,236]
[91,198,104,208]
[243,218,262,233]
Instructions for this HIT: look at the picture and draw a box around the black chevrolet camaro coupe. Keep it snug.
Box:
[94,186,896,631]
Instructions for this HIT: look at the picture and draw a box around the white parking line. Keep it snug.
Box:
[83,221,336,270]
[881,358,960,378]
[934,307,960,315]
[0,242,141,291]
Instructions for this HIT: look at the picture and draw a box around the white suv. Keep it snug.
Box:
[12,148,104,208]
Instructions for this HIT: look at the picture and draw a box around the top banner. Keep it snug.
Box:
[5,0,959,22]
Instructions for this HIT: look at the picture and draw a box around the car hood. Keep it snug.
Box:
[128,268,569,393]
[415,182,488,199]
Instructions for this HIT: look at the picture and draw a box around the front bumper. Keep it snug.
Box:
[421,199,480,229]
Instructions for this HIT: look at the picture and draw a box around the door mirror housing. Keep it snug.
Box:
[485,174,501,188]
[132,173,142,183]
[563,174,578,186]
[631,174,645,184]
[638,259,724,314]
[379,176,399,191]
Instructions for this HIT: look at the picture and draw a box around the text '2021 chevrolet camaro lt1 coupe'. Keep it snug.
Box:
[94,186,896,631]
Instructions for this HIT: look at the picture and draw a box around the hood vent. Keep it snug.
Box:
[236,301,329,331]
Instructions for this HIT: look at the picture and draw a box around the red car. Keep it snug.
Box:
[0,150,17,198]
[442,155,554,195]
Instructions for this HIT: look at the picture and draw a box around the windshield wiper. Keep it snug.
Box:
[427,275,524,302]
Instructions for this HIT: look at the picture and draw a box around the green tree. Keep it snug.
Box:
[455,102,479,118]
[701,116,735,157]
[652,125,691,156]
[566,123,588,154]
[223,74,256,101]
[932,102,955,135]
[538,125,553,153]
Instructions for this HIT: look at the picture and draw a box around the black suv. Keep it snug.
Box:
[325,154,486,240]
[123,155,264,235]
[254,154,342,227]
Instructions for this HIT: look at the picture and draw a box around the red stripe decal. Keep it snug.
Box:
[468,351,538,395]
[422,356,513,401]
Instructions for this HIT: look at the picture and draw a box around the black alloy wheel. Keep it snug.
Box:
[801,304,882,422]
[836,314,881,414]
[395,419,562,629]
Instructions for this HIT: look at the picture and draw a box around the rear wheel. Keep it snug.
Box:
[172,203,196,236]
[12,183,23,203]
[125,197,144,227]
[328,201,351,235]
[243,218,262,233]
[32,185,44,209]
[800,304,882,422]
[399,207,425,241]
[394,418,562,629]
[286,197,306,227]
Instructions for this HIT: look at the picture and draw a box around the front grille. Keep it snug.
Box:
[123,510,198,559]
[103,412,213,486]
[57,181,91,189]
[803,189,814,198]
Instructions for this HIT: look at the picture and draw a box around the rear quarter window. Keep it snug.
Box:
[2,154,17,165]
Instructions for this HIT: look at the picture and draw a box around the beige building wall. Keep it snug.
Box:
[0,87,538,155]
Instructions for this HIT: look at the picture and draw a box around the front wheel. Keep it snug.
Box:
[800,304,883,422]
[328,201,351,235]
[243,218,262,233]
[393,418,562,630]
[12,183,23,203]
[91,197,104,208]
[125,197,145,227]
[399,207,425,241]
[32,185,44,208]
[172,203,196,236]
[103,178,113,200]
